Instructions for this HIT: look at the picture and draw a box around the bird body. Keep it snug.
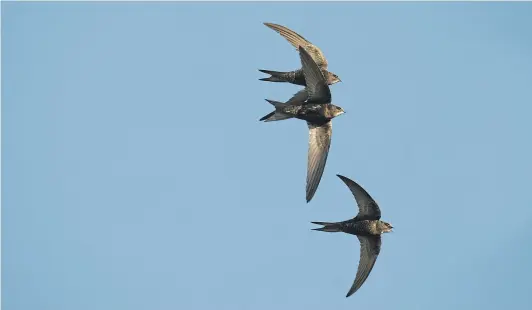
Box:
[259,68,340,86]
[259,22,341,86]
[312,175,393,298]
[269,102,344,125]
[313,219,392,236]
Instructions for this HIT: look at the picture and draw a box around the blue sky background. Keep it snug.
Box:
[3,2,532,310]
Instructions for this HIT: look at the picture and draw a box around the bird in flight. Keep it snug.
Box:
[259,22,341,86]
[312,174,393,297]
[260,46,345,202]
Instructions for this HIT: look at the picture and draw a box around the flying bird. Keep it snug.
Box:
[312,174,393,298]
[259,22,341,86]
[260,46,345,202]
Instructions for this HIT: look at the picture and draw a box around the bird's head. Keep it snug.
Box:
[378,221,394,234]
[327,71,342,84]
[330,105,346,118]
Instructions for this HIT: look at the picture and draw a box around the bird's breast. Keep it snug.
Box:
[346,220,380,236]
[296,104,329,123]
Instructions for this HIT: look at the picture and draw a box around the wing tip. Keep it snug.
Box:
[345,285,358,298]
[306,183,317,203]
[336,174,350,184]
[306,190,316,203]
[263,22,283,32]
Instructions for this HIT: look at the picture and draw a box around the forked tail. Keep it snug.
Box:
[258,69,289,83]
[311,221,342,232]
[259,99,294,122]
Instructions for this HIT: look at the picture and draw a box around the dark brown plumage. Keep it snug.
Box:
[312,175,393,297]
[259,22,341,86]
[259,47,345,202]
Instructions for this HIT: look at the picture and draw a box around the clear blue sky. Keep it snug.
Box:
[3,2,532,310]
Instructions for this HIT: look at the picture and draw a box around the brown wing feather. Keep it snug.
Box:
[286,88,309,105]
[264,22,328,69]
[337,175,381,220]
[347,236,382,297]
[306,121,332,202]
[298,47,331,104]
